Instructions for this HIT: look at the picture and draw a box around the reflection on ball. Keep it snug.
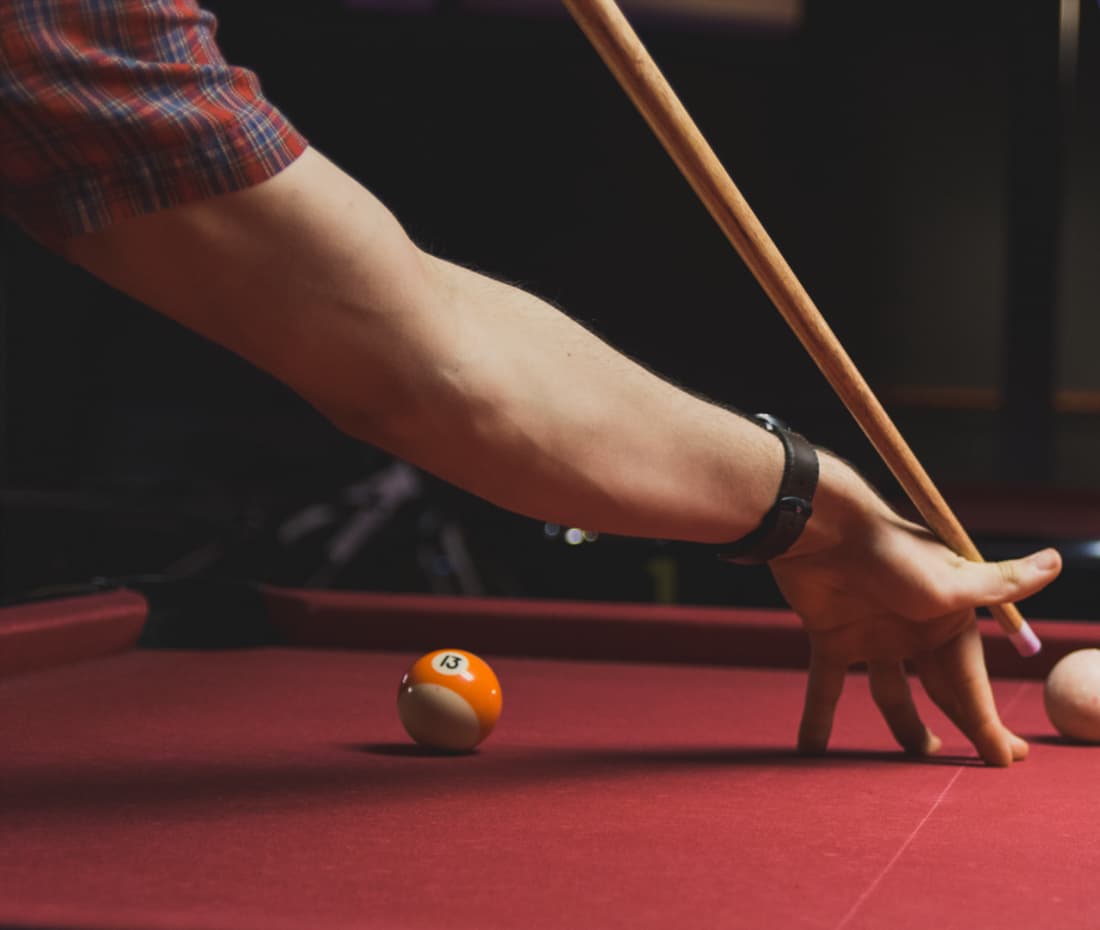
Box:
[397,649,502,752]
[1044,649,1100,743]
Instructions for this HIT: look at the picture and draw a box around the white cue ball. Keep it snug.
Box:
[1044,649,1100,743]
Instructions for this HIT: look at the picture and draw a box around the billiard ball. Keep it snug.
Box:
[397,649,502,751]
[1044,649,1100,743]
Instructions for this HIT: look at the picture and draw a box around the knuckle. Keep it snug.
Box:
[996,559,1020,588]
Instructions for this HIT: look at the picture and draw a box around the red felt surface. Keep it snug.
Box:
[3,647,1099,930]
[0,589,146,679]
[5,588,1099,685]
[262,587,812,669]
[261,587,1100,680]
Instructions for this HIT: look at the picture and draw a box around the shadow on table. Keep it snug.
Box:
[358,742,984,768]
[0,741,987,819]
[1024,733,1100,747]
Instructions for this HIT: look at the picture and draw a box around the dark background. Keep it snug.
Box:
[3,0,1099,613]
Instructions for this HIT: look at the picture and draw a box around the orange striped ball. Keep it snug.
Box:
[397,649,502,751]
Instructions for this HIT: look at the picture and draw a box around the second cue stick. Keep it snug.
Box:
[562,0,1041,657]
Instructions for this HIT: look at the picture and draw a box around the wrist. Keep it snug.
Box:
[718,414,819,564]
[770,453,878,562]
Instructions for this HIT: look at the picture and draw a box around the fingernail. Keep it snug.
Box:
[1033,550,1060,572]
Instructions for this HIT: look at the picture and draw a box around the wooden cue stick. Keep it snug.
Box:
[562,0,1041,656]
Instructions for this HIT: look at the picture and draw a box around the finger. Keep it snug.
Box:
[913,648,1030,762]
[913,654,963,730]
[925,624,1022,766]
[937,548,1061,615]
[919,642,1029,757]
[910,653,1015,761]
[920,657,1028,762]
[867,661,941,756]
[798,649,846,756]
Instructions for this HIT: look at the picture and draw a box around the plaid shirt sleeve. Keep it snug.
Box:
[0,0,309,242]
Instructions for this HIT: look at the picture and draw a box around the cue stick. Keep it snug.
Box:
[562,0,1041,657]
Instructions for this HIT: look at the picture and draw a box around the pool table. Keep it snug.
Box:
[3,584,1100,930]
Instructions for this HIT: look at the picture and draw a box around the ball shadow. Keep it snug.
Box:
[1027,734,1100,748]
[352,741,478,758]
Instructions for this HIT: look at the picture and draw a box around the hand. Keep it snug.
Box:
[767,455,1062,766]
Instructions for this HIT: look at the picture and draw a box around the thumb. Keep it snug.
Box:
[955,547,1062,610]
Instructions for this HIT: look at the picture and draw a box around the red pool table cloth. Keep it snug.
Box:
[1,589,1099,929]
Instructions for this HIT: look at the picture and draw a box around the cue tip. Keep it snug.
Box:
[1009,621,1042,658]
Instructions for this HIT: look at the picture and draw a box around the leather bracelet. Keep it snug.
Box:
[718,414,819,564]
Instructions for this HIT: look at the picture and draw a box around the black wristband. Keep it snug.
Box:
[718,413,819,564]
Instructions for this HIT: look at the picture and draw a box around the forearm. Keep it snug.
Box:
[371,253,791,541]
[62,147,804,543]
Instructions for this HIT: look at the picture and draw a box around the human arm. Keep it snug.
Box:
[61,147,787,544]
[59,146,1062,764]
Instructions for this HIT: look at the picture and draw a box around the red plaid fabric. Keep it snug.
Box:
[0,0,308,242]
